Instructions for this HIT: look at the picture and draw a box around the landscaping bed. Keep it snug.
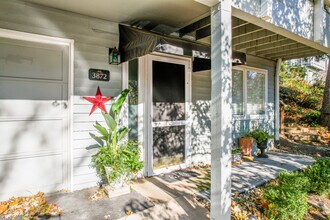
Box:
[234,158,330,220]
[196,157,330,220]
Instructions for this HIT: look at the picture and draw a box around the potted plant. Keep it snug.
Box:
[239,132,254,157]
[232,147,243,164]
[90,89,143,195]
[250,128,272,158]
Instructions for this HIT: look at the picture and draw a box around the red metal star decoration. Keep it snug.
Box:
[83,86,112,115]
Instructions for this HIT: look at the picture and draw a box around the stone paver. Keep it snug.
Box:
[45,152,315,219]
[198,152,315,201]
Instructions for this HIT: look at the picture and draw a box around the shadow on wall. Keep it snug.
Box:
[191,100,211,165]
[271,0,314,40]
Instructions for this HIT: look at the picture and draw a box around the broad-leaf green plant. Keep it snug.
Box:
[250,129,272,144]
[90,89,143,184]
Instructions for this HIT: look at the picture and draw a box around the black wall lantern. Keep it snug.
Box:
[109,47,120,64]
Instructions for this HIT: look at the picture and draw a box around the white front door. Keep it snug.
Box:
[0,33,70,199]
[146,54,191,175]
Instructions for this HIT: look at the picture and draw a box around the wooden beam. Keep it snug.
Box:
[263,45,310,57]
[232,23,263,39]
[195,18,255,40]
[281,51,324,60]
[246,39,296,53]
[256,43,305,56]
[233,30,277,47]
[179,16,210,37]
[196,25,211,40]
[234,35,286,50]
[232,17,249,29]
[270,48,318,59]
[232,21,249,29]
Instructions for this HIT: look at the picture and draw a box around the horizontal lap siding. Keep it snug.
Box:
[0,0,122,190]
[191,70,211,164]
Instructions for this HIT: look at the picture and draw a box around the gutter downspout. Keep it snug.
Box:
[275,58,282,146]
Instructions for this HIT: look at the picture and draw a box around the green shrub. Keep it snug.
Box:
[232,147,243,154]
[304,158,330,195]
[263,158,330,219]
[300,109,321,126]
[263,184,308,220]
[278,171,310,192]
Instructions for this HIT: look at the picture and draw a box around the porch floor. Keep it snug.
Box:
[47,152,314,220]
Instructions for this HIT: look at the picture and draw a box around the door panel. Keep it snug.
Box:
[153,125,185,169]
[0,36,69,199]
[148,56,190,173]
[0,37,67,81]
[152,61,185,122]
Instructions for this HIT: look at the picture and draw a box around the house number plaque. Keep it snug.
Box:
[88,68,110,81]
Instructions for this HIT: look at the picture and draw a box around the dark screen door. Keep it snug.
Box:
[151,60,187,170]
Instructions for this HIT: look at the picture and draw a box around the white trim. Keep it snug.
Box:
[152,163,188,176]
[0,28,74,192]
[68,38,74,192]
[138,56,149,176]
[275,58,282,142]
[145,53,192,176]
[0,28,73,46]
[232,65,268,118]
[122,62,129,90]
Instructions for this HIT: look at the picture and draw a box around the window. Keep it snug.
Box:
[232,66,267,115]
[232,69,244,115]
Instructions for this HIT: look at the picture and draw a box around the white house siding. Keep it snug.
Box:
[324,12,330,48]
[191,70,211,165]
[233,0,330,48]
[191,55,276,164]
[0,0,122,190]
[271,0,314,41]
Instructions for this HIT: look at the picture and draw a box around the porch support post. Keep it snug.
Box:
[314,0,324,43]
[275,58,282,145]
[210,1,232,220]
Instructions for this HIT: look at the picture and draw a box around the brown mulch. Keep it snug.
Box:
[197,136,330,220]
[274,136,330,158]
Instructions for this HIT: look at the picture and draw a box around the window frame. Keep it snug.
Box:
[232,65,268,119]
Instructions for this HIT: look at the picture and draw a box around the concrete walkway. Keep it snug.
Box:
[47,152,314,220]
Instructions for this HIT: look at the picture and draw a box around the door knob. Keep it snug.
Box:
[52,100,60,107]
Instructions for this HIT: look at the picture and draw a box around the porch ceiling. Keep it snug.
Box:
[24,0,327,60]
[178,16,327,61]
[24,0,209,34]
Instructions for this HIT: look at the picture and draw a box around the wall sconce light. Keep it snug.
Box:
[109,47,120,64]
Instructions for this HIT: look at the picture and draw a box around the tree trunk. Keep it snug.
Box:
[320,56,330,130]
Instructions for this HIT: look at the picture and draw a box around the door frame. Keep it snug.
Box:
[0,28,74,191]
[145,52,192,176]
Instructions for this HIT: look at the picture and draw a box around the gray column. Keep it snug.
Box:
[210,1,232,220]
[275,58,282,144]
[314,0,324,43]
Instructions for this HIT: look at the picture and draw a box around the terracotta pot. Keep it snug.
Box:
[239,137,254,156]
